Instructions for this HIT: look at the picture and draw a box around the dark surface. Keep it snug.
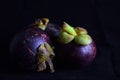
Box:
[0,0,120,80]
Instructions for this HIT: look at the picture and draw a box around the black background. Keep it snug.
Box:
[0,0,120,80]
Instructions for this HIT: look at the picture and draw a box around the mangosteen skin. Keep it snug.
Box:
[45,23,61,45]
[10,27,50,71]
[55,41,96,69]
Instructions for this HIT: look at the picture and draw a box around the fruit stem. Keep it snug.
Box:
[35,18,49,30]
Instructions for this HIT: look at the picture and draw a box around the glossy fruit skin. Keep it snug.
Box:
[55,41,96,69]
[10,27,50,71]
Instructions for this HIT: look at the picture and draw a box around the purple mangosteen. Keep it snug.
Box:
[10,18,55,73]
[55,22,96,69]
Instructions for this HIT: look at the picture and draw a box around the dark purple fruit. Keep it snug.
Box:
[45,23,61,39]
[10,18,55,73]
[55,22,96,69]
[55,41,96,68]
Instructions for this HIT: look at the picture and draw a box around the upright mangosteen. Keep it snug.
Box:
[55,22,96,69]
[10,18,55,73]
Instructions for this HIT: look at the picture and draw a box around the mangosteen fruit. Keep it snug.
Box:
[55,22,96,69]
[10,18,55,73]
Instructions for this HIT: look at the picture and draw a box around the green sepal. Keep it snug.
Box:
[58,31,75,44]
[75,27,88,35]
[62,22,77,36]
[74,34,92,45]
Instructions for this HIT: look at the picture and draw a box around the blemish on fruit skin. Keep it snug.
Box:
[35,33,38,36]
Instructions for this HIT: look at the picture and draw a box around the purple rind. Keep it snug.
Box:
[10,27,50,71]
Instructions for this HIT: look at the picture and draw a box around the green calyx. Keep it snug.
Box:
[74,27,92,45]
[57,22,77,44]
[58,22,92,45]
[74,34,92,45]
[58,31,75,44]
[62,22,77,36]
[75,27,87,35]
[35,18,49,30]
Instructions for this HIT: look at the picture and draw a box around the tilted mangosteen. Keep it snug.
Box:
[55,22,96,69]
[10,18,55,73]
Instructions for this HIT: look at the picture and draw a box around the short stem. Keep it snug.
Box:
[34,18,49,30]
